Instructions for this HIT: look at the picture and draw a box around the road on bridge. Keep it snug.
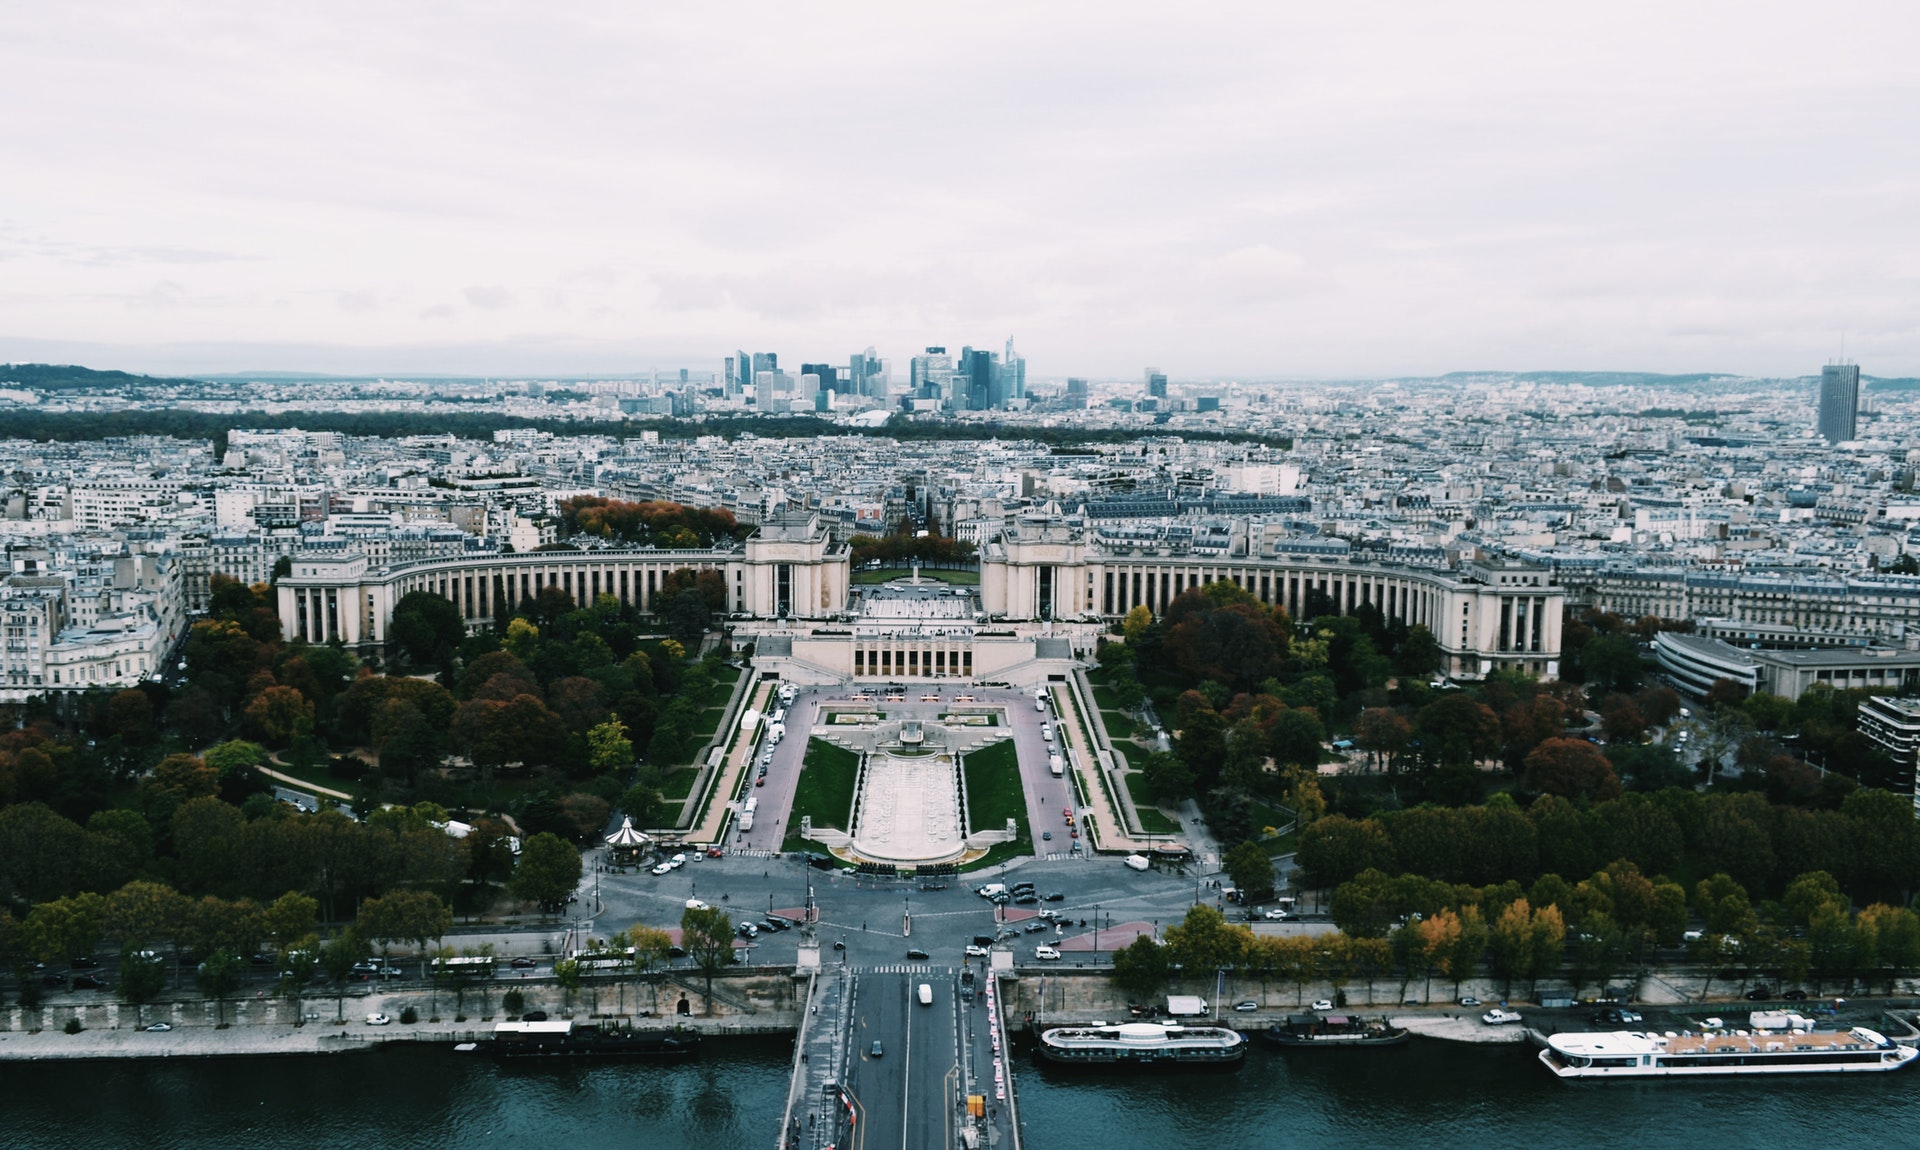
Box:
[844,970,962,1150]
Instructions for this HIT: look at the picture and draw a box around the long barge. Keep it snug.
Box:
[1261,1013,1410,1048]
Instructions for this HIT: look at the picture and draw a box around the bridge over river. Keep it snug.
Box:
[780,965,1020,1150]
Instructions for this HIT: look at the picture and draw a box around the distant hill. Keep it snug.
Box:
[1864,377,1920,390]
[0,363,203,390]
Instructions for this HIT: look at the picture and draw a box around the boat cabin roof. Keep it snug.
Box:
[1550,1027,1892,1058]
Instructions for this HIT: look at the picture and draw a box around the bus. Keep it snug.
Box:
[430,955,497,979]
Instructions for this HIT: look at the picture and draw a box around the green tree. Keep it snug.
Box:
[1267,709,1325,769]
[20,893,108,970]
[319,928,372,1021]
[196,949,246,1026]
[1859,904,1920,993]
[1224,841,1276,902]
[388,590,467,669]
[511,832,584,909]
[586,716,635,775]
[1164,905,1249,972]
[1415,693,1501,769]
[203,740,268,777]
[1110,934,1171,998]
[118,943,167,1026]
[264,892,319,954]
[680,905,735,1014]
[1122,604,1154,644]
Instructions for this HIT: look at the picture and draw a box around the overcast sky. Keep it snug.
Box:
[3,2,1917,380]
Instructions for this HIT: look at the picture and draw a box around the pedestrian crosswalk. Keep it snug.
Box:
[730,848,781,859]
[861,963,954,975]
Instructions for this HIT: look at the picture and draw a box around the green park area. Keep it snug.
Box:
[851,567,980,585]
[788,739,861,832]
[962,738,1023,834]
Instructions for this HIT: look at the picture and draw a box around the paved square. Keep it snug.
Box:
[851,752,964,863]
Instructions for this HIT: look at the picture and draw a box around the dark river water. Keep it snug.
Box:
[10,1036,1920,1149]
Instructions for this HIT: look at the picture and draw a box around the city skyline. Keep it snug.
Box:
[3,3,1918,379]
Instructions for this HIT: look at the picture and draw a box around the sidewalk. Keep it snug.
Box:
[1047,681,1153,854]
[684,679,776,846]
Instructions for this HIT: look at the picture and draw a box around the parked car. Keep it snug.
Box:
[521,1010,549,1021]
[1483,1009,1524,1026]
[651,863,673,876]
[685,898,710,910]
[1034,945,1061,961]
[1783,989,1809,1001]
[1459,996,1482,1008]
[365,1013,392,1026]
[143,1022,173,1032]
[1233,1000,1260,1012]
[510,957,538,969]
[72,974,107,990]
[1311,999,1334,1012]
[1264,909,1290,920]
[1746,986,1775,1001]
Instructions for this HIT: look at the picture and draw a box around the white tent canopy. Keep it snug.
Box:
[605,816,650,849]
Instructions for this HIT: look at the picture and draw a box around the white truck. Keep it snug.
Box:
[1049,753,1064,777]
[768,721,786,745]
[917,983,933,1007]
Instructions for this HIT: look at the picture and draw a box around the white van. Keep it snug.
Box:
[1123,854,1150,872]
[917,983,933,1007]
[1049,754,1064,777]
[1034,697,1047,712]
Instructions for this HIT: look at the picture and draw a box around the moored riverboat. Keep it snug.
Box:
[487,1019,702,1060]
[1540,1026,1917,1079]
[1036,1020,1246,1066]
[1261,1014,1410,1048]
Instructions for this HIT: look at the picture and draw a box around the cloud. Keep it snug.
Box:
[463,286,514,310]
[1,3,1918,376]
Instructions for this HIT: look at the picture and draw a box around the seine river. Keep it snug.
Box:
[11,1037,1920,1149]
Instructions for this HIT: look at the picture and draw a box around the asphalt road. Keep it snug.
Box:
[844,970,961,1150]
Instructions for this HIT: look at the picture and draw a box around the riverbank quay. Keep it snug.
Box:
[0,969,805,1062]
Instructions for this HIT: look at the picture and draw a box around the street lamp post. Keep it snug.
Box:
[1093,904,1100,956]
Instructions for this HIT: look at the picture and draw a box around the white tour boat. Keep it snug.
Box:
[1540,1026,1917,1079]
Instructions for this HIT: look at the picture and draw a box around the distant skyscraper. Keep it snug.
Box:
[911,347,952,401]
[1003,336,1025,405]
[1819,360,1860,444]
[1066,377,1088,397]
[850,347,887,398]
[958,347,995,410]
[1146,368,1168,398]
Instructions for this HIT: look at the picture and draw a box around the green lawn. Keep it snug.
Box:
[781,834,836,856]
[1261,829,1301,858]
[1122,773,1182,834]
[851,567,980,586]
[657,767,698,801]
[693,707,727,741]
[964,834,1033,872]
[962,738,1023,834]
[1099,709,1141,742]
[698,676,739,708]
[790,739,862,831]
[1090,684,1125,710]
